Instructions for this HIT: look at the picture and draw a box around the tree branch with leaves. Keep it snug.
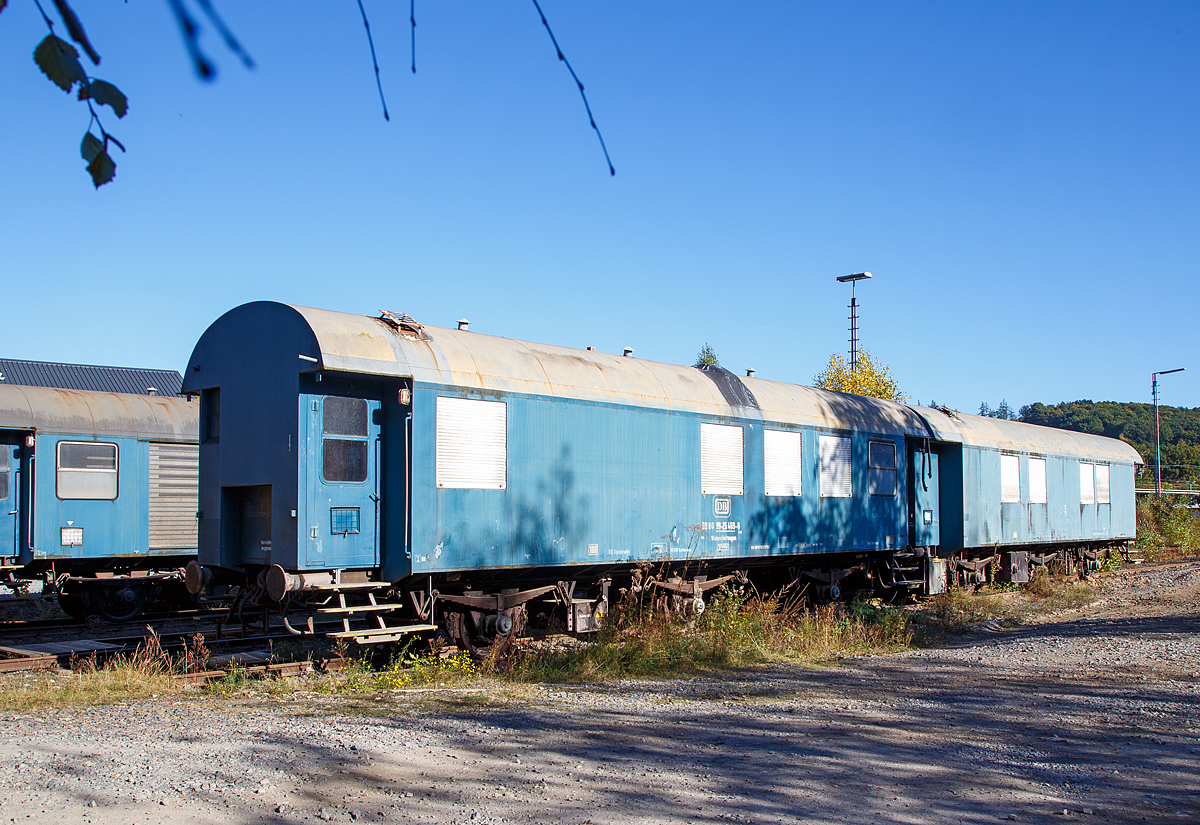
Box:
[8,0,612,189]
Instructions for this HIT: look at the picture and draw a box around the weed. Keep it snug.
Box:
[1136,497,1200,560]
[179,633,211,674]
[375,646,479,689]
[508,584,912,682]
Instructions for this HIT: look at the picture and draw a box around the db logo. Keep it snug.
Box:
[713,496,731,517]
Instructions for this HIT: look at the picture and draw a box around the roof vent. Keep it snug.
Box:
[623,347,634,357]
[146,387,158,396]
[745,369,755,377]
[586,346,596,352]
[458,319,470,331]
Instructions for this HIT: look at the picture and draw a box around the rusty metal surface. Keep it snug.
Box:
[0,385,198,440]
[913,405,1144,464]
[290,304,932,435]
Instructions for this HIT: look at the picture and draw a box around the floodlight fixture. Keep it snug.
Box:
[836,272,873,369]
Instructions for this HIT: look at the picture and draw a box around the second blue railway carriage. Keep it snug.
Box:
[0,384,199,620]
[182,302,1141,647]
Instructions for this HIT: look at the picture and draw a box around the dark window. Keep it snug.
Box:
[201,388,220,443]
[0,449,8,501]
[59,442,117,470]
[322,397,370,483]
[331,507,361,534]
[57,441,118,500]
[868,441,897,497]
[324,397,368,437]
[323,439,368,483]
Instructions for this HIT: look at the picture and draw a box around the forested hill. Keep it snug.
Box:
[1015,400,1200,484]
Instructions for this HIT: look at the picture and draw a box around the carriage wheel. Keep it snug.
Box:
[89,583,148,623]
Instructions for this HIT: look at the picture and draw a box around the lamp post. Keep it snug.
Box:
[1153,367,1186,497]
[835,272,872,370]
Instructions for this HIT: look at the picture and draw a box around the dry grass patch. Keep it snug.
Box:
[508,586,913,682]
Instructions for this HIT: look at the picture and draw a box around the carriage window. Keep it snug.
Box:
[324,397,369,437]
[0,449,9,501]
[331,507,361,535]
[1000,454,1021,502]
[868,441,896,496]
[1095,464,1110,504]
[57,441,118,500]
[1079,463,1096,505]
[1028,457,1047,504]
[763,429,802,497]
[819,435,852,498]
[201,388,220,443]
[436,397,508,489]
[322,397,369,483]
[701,423,744,496]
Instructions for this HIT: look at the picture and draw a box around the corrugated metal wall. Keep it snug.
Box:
[147,442,199,549]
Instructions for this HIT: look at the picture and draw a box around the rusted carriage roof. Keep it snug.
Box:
[0,385,197,440]
[289,304,931,436]
[913,406,1143,465]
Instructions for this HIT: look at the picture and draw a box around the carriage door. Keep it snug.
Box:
[908,440,939,548]
[0,443,16,560]
[306,395,381,569]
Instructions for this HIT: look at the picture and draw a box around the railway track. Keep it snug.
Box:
[0,597,361,678]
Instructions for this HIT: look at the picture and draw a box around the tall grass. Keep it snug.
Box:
[509,586,913,682]
[0,629,177,712]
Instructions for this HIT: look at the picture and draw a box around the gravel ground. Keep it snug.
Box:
[1,561,1197,825]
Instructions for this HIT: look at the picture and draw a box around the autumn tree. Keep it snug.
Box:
[813,349,905,403]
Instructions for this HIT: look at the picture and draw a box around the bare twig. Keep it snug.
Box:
[194,0,255,69]
[530,0,615,176]
[356,0,390,121]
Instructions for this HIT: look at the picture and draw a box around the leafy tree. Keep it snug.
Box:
[813,349,905,403]
[1018,399,1200,486]
[694,343,719,368]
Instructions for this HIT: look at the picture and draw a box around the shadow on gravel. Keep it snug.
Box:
[124,658,1192,824]
[12,608,1199,824]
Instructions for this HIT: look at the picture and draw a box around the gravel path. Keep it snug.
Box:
[1,562,1197,825]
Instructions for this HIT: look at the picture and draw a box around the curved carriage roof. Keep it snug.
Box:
[913,406,1143,465]
[0,385,197,440]
[184,303,1143,462]
[188,303,930,437]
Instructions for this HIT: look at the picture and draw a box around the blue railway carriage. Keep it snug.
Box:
[184,302,982,649]
[912,406,1141,585]
[0,385,199,620]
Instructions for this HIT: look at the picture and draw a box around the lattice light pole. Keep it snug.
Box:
[836,272,872,370]
[1152,367,1185,497]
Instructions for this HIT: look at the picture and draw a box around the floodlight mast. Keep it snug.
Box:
[1152,367,1186,497]
[836,272,872,370]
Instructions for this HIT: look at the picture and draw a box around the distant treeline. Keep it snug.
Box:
[1002,400,1200,485]
[936,397,1200,483]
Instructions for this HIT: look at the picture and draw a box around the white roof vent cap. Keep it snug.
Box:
[623,347,634,357]
[457,319,470,331]
[745,369,755,377]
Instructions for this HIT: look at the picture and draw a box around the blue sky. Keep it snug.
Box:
[2,1,1197,411]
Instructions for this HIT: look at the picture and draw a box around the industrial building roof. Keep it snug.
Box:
[0,358,183,396]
